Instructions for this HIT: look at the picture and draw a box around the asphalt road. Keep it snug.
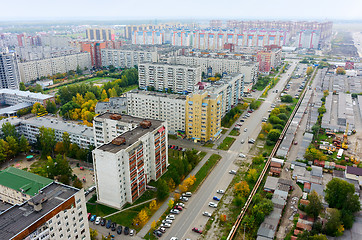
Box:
[161,61,298,240]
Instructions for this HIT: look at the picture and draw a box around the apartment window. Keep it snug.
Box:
[57,221,61,225]
[79,217,83,223]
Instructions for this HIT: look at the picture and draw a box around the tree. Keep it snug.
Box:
[76,65,83,75]
[277,113,288,121]
[0,139,9,162]
[234,181,250,198]
[168,178,176,190]
[31,102,46,115]
[252,155,264,165]
[267,129,281,142]
[2,122,17,139]
[336,67,346,75]
[149,200,158,211]
[281,94,293,103]
[168,199,174,209]
[305,190,323,219]
[262,123,273,133]
[45,100,57,114]
[89,228,98,240]
[247,169,258,183]
[34,84,43,93]
[324,208,344,237]
[306,66,314,75]
[138,209,149,226]
[62,132,71,155]
[54,142,64,154]
[73,177,83,189]
[325,178,360,211]
[19,82,26,91]
[310,234,328,240]
[38,127,56,157]
[101,89,108,101]
[151,220,157,230]
[6,136,18,158]
[18,135,30,153]
[156,179,169,200]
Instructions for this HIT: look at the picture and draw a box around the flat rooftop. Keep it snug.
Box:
[0,182,78,240]
[141,62,199,68]
[95,112,146,124]
[127,89,187,100]
[98,119,163,153]
[0,89,53,100]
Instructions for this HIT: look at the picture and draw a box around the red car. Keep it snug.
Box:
[87,213,91,220]
[174,206,183,211]
[192,227,202,234]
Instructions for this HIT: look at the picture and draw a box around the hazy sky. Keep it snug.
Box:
[1,0,361,21]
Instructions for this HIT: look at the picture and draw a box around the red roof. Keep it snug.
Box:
[335,164,346,170]
[304,182,311,189]
[270,167,281,173]
[300,199,310,206]
[297,222,312,231]
[271,162,282,168]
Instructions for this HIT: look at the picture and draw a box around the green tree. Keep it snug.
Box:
[281,94,293,103]
[45,100,57,114]
[18,135,30,153]
[34,84,43,93]
[267,129,281,142]
[0,139,9,162]
[62,132,71,156]
[76,65,83,75]
[305,190,323,219]
[5,136,18,158]
[2,122,17,139]
[31,102,46,115]
[247,169,258,183]
[38,127,56,157]
[89,228,98,240]
[73,177,83,189]
[324,208,344,236]
[325,178,360,211]
[310,234,328,240]
[19,82,26,91]
[156,179,169,200]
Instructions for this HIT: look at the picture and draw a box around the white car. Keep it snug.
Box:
[95,217,101,225]
[170,237,178,240]
[176,203,185,208]
[179,196,188,202]
[161,223,171,228]
[162,219,173,224]
[130,229,134,236]
[229,170,237,174]
[241,139,245,144]
[166,214,175,220]
[170,209,180,214]
[244,128,248,132]
[239,153,246,158]
[208,202,218,208]
[217,189,225,194]
[202,211,212,217]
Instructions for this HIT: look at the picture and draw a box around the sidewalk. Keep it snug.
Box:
[137,151,214,238]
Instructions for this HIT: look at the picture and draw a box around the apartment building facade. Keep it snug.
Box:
[92,117,168,209]
[126,90,186,134]
[138,62,201,93]
[185,91,222,142]
[86,28,115,41]
[257,45,282,74]
[101,48,158,68]
[18,52,91,82]
[0,52,21,89]
[0,89,54,106]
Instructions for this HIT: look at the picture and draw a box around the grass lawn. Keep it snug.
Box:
[198,151,207,160]
[203,142,215,148]
[217,137,236,150]
[122,84,138,93]
[229,129,240,136]
[221,129,228,134]
[189,154,222,192]
[168,134,178,140]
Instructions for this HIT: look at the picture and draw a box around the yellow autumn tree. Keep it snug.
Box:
[149,200,158,211]
[179,184,188,193]
[151,220,157,230]
[306,66,314,75]
[137,209,149,226]
[174,193,180,201]
[234,181,250,198]
[168,199,174,209]
[168,179,176,190]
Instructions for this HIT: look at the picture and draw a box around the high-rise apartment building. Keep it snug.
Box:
[0,52,21,89]
[138,63,201,93]
[86,28,115,41]
[80,41,121,68]
[0,181,90,240]
[101,48,158,68]
[127,90,186,134]
[257,45,282,74]
[185,91,222,142]
[92,114,168,209]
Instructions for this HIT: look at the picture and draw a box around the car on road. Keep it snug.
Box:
[209,202,218,208]
[124,226,129,235]
[179,196,188,202]
[95,217,101,225]
[240,119,245,122]
[176,203,185,208]
[213,196,221,201]
[239,153,246,158]
[90,215,96,222]
[158,227,166,233]
[241,139,245,144]
[217,189,225,194]
[248,139,255,144]
[229,170,237,174]
[244,128,247,132]
[202,211,212,217]
[162,219,173,224]
[192,227,202,234]
[106,219,112,229]
[170,209,180,214]
[294,141,298,145]
[166,214,175,220]
[161,223,171,228]
[153,230,162,237]
[117,226,122,235]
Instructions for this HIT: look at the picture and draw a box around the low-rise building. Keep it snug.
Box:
[92,118,168,209]
[0,182,90,240]
[0,89,54,106]
[0,167,53,205]
[345,166,362,185]
[95,97,127,115]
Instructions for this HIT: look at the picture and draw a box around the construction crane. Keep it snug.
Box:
[342,123,349,150]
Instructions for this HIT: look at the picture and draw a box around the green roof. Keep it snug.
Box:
[0,167,53,196]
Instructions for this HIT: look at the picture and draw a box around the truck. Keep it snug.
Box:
[337,149,344,159]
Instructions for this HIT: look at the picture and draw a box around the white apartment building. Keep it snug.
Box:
[18,52,91,82]
[20,117,94,148]
[101,49,158,68]
[127,90,186,134]
[0,182,90,240]
[138,62,201,93]
[0,89,54,105]
[93,117,168,209]
[0,52,21,89]
[168,56,258,85]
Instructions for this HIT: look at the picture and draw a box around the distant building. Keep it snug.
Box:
[257,45,282,74]
[101,48,158,68]
[0,182,90,240]
[80,41,121,68]
[92,116,168,209]
[0,89,54,106]
[297,30,321,49]
[86,28,115,41]
[0,167,53,205]
[210,20,223,28]
[0,52,21,89]
[345,61,354,70]
[95,97,127,115]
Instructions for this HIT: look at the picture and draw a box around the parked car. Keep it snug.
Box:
[170,209,180,214]
[124,226,130,235]
[239,153,246,158]
[208,202,218,208]
[176,203,185,208]
[130,229,135,236]
[111,222,117,231]
[158,227,166,233]
[240,119,245,122]
[161,223,171,228]
[153,230,162,237]
[90,215,97,222]
[179,196,188,202]
[174,206,183,211]
[178,147,182,151]
[166,214,175,220]
[216,189,225,194]
[100,218,106,226]
[213,196,221,201]
[244,128,248,132]
[229,170,237,174]
[202,211,212,217]
[87,213,91,220]
[182,192,192,197]
[162,219,173,224]
[170,237,178,240]
[106,219,112,229]
[95,217,101,225]
[241,139,245,144]
[117,226,122,235]
[192,227,202,234]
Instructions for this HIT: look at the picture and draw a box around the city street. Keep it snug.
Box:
[159,61,298,240]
